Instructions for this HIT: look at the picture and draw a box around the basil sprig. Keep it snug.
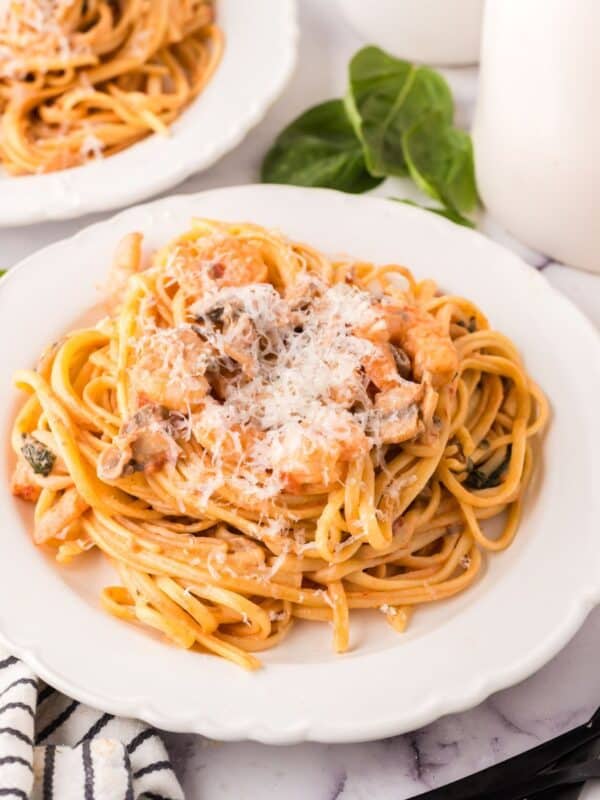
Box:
[262,46,478,225]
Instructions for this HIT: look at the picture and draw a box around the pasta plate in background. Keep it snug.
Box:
[10,216,548,669]
[0,2,298,226]
[0,0,222,174]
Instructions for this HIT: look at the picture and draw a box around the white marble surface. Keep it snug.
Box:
[3,2,599,798]
[164,610,600,798]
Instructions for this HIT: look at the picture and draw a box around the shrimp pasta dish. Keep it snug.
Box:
[0,0,222,174]
[10,219,548,669]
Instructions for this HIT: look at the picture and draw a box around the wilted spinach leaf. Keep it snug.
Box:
[21,434,56,477]
[260,44,480,223]
[261,99,382,193]
[465,446,512,490]
[403,111,478,214]
[345,46,453,178]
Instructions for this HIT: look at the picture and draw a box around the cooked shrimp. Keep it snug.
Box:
[34,487,89,544]
[200,235,268,287]
[166,234,268,298]
[269,415,369,492]
[362,342,409,391]
[353,314,390,344]
[130,326,211,410]
[10,459,41,502]
[378,301,458,388]
[194,410,261,464]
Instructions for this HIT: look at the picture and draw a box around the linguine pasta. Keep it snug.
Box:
[10,219,548,669]
[0,0,222,174]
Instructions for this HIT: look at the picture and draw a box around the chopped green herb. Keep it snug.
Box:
[465,468,487,489]
[480,438,490,449]
[465,446,512,490]
[0,269,6,278]
[21,434,56,476]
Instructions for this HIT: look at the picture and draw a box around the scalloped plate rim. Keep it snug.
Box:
[0,0,298,226]
[0,185,599,744]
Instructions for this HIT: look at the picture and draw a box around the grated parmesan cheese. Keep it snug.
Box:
[124,261,428,511]
[188,278,393,499]
[0,0,92,78]
[80,133,104,161]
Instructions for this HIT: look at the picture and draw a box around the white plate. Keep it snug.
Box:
[1,185,599,744]
[0,2,297,227]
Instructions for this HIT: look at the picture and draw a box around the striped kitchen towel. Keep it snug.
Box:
[0,648,184,800]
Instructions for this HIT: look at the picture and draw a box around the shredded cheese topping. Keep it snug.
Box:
[122,263,429,503]
[190,278,398,496]
[0,0,91,77]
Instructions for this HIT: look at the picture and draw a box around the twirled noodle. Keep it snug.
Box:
[10,219,549,669]
[0,0,222,174]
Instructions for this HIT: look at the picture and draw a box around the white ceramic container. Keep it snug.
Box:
[474,0,600,273]
[337,0,484,65]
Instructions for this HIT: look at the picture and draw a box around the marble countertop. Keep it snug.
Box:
[3,2,599,798]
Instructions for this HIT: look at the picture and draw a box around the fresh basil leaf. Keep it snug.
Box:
[345,46,453,178]
[392,198,475,228]
[403,111,478,213]
[261,99,382,193]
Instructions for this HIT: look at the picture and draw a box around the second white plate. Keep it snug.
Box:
[0,185,599,743]
[0,1,297,226]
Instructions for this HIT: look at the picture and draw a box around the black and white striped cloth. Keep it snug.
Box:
[0,648,184,799]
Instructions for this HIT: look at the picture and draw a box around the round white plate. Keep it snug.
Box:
[1,186,599,744]
[0,2,297,227]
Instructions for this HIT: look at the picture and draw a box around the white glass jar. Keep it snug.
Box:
[473,0,600,273]
[337,0,484,65]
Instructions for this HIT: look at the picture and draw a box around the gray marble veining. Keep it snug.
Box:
[162,608,600,799]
